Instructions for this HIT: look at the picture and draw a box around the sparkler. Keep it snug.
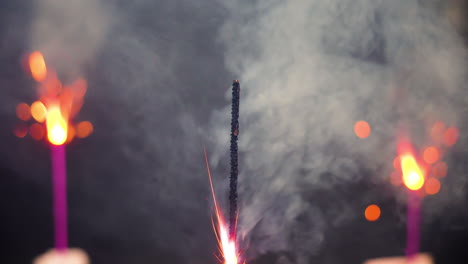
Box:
[17,51,91,262]
[397,142,425,259]
[204,148,241,264]
[203,80,242,264]
[230,80,240,239]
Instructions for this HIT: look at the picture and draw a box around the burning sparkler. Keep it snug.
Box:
[204,148,241,264]
[230,80,240,239]
[204,80,242,264]
[397,141,425,259]
[16,51,91,262]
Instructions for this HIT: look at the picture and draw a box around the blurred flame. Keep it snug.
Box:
[46,105,68,145]
[400,154,425,191]
[29,51,47,82]
[18,51,90,145]
[204,148,243,264]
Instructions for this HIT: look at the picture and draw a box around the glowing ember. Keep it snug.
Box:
[204,148,242,264]
[46,105,68,146]
[400,154,424,191]
[365,204,381,222]
[354,120,371,139]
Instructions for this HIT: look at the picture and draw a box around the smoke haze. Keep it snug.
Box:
[0,0,467,263]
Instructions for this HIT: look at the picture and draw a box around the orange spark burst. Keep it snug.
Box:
[46,104,68,145]
[204,147,243,264]
[19,51,91,145]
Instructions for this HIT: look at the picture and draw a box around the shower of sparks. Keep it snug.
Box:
[204,147,243,264]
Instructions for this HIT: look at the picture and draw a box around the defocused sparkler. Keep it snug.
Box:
[397,141,425,259]
[17,51,92,257]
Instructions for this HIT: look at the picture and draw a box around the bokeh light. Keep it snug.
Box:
[28,51,47,82]
[425,178,441,195]
[423,146,440,165]
[76,121,93,138]
[430,121,446,143]
[443,127,459,147]
[400,154,424,191]
[16,103,31,121]
[31,101,47,123]
[14,123,28,138]
[354,121,371,139]
[432,161,448,178]
[365,204,381,222]
[30,123,45,141]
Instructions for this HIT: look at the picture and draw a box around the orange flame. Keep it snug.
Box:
[204,148,243,264]
[400,154,425,191]
[23,51,91,145]
[46,104,68,145]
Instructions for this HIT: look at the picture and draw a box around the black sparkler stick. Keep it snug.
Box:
[229,80,240,239]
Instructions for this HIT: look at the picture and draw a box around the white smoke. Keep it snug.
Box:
[28,0,112,77]
[211,0,467,262]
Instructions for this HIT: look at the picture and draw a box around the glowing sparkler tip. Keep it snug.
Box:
[400,154,424,191]
[46,106,68,145]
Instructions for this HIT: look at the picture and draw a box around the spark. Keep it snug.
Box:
[204,147,243,264]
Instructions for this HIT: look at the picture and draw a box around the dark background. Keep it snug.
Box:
[1,1,468,264]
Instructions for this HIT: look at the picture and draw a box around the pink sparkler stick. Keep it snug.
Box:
[406,191,420,259]
[51,144,68,251]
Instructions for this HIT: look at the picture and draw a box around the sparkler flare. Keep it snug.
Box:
[397,141,425,259]
[204,148,242,264]
[400,154,424,191]
[17,51,92,256]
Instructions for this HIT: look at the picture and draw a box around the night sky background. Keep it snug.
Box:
[1,0,468,264]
